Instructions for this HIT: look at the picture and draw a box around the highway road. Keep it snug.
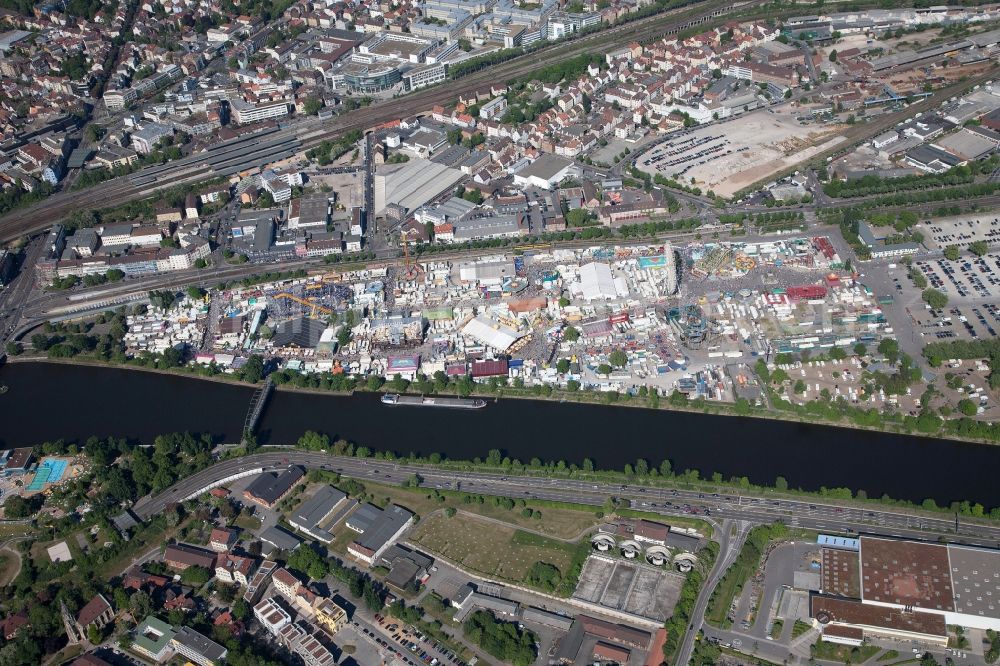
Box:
[134,451,1000,547]
[131,451,1000,664]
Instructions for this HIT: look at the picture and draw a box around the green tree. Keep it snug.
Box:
[180,565,212,586]
[303,97,324,115]
[231,597,250,620]
[556,358,570,374]
[3,494,38,518]
[609,350,628,367]
[240,355,265,383]
[563,326,580,342]
[148,290,177,310]
[130,591,153,618]
[922,288,948,309]
[958,399,979,416]
[944,245,960,261]
[969,240,989,257]
[565,208,593,226]
[878,338,900,364]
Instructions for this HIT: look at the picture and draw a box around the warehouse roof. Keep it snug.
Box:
[811,594,946,638]
[375,158,464,214]
[260,526,302,551]
[515,153,573,181]
[353,504,413,553]
[289,485,349,543]
[244,466,304,506]
[821,547,861,599]
[947,545,1000,620]
[933,128,997,161]
[859,537,953,611]
[453,213,526,241]
[346,503,382,532]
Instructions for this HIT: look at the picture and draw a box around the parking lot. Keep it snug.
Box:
[910,303,1000,342]
[361,613,469,666]
[923,215,1000,250]
[913,253,1000,303]
[635,109,844,197]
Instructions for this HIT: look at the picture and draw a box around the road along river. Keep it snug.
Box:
[0,360,995,507]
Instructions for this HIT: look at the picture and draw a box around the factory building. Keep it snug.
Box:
[811,535,1000,647]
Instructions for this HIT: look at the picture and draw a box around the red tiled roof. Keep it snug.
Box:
[76,594,112,627]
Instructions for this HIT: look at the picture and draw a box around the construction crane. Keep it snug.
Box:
[399,238,421,280]
[274,292,333,317]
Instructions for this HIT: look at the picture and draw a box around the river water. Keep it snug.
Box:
[0,361,995,507]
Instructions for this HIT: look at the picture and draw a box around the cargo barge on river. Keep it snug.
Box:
[381,394,486,409]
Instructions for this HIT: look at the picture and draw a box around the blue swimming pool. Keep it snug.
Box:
[26,458,68,491]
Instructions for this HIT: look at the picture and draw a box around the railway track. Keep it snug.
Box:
[20,228,706,323]
[0,0,760,242]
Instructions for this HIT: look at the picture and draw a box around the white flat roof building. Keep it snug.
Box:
[574,262,628,301]
[512,154,576,190]
[462,315,523,352]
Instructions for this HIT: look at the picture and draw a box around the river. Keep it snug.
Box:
[0,361,995,507]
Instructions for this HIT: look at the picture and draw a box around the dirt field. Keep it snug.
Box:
[361,481,601,539]
[409,512,578,583]
[637,109,845,198]
[305,170,365,211]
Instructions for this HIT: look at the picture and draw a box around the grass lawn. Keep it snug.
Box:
[0,523,33,539]
[877,650,901,662]
[810,639,880,663]
[0,551,19,586]
[95,522,179,579]
[361,481,602,540]
[705,554,755,628]
[769,619,784,640]
[325,520,361,556]
[791,619,813,639]
[409,511,579,584]
[233,514,263,531]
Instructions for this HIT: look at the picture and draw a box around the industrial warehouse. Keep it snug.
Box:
[811,535,1000,646]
